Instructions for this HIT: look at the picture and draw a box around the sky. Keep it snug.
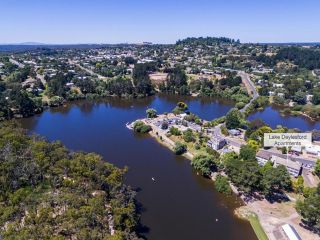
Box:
[1,0,320,44]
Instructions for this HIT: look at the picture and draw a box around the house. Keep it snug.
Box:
[207,136,226,150]
[268,91,275,96]
[271,155,302,177]
[273,83,284,88]
[66,82,74,87]
[256,150,272,166]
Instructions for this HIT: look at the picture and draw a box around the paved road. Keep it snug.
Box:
[68,59,107,81]
[215,68,259,112]
[258,149,316,169]
[9,58,24,68]
[9,58,46,85]
[237,71,259,112]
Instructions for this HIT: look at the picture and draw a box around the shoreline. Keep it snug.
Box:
[130,119,319,240]
[131,120,263,235]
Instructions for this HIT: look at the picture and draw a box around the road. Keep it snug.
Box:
[267,149,316,168]
[9,58,46,86]
[9,58,24,68]
[215,68,259,112]
[68,59,107,81]
[237,71,259,112]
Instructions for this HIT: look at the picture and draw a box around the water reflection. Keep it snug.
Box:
[248,105,320,131]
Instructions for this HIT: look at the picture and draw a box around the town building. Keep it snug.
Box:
[305,145,320,157]
[256,150,272,166]
[207,136,226,150]
[271,156,302,177]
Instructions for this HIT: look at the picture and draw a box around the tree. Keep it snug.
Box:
[293,176,304,194]
[191,155,216,176]
[165,67,189,94]
[312,91,320,105]
[261,165,291,197]
[215,174,232,195]
[177,102,188,110]
[296,184,320,230]
[183,129,195,142]
[259,161,273,174]
[133,121,152,133]
[124,57,136,65]
[234,161,261,194]
[172,101,188,115]
[239,145,256,161]
[225,108,242,129]
[132,63,155,96]
[146,108,157,118]
[0,122,139,239]
[106,77,134,96]
[170,127,181,136]
[174,142,187,155]
[315,159,320,177]
[11,90,36,117]
[293,91,306,105]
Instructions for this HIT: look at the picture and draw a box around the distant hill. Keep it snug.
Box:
[0,44,108,52]
[18,42,46,45]
[176,37,240,45]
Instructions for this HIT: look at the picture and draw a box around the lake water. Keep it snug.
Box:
[18,95,319,239]
[248,105,320,131]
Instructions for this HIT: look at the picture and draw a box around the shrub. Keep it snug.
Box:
[133,121,152,133]
[170,127,181,136]
[191,154,216,176]
[215,174,232,195]
[183,129,195,142]
[146,108,157,118]
[236,101,246,109]
[174,142,187,155]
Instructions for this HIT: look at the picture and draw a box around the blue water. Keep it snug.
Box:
[248,106,320,131]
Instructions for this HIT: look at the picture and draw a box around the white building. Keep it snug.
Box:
[305,145,320,157]
[256,150,272,166]
[281,224,302,240]
[271,156,302,177]
[207,136,226,150]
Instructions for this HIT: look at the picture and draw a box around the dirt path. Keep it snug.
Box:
[238,199,319,240]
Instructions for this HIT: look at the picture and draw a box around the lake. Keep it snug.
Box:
[18,95,319,239]
[248,105,320,131]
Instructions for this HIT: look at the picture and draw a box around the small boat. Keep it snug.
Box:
[152,177,155,181]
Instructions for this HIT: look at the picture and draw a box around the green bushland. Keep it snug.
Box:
[0,122,139,239]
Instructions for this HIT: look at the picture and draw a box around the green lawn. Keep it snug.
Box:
[248,213,269,240]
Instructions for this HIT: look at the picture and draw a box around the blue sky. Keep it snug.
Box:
[1,0,319,44]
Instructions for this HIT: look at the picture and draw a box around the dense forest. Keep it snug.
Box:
[256,47,320,70]
[0,122,140,239]
[176,37,239,46]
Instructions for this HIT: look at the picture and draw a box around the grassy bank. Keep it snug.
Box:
[247,213,268,240]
